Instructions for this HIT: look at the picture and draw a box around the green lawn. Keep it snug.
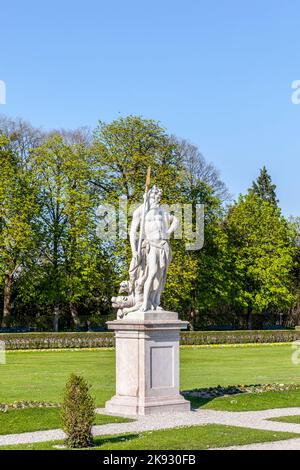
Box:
[269,415,300,424]
[0,424,297,450]
[0,344,299,407]
[195,390,300,411]
[0,408,132,435]
[1,345,300,447]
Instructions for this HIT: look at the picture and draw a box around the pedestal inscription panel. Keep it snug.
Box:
[150,346,174,389]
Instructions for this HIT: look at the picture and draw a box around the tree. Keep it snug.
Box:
[93,116,184,204]
[251,166,278,206]
[0,115,44,161]
[225,192,296,328]
[287,216,300,326]
[93,117,232,321]
[172,136,231,203]
[92,115,186,281]
[165,179,233,327]
[31,134,111,331]
[0,135,38,327]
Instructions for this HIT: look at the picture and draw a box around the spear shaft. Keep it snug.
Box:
[137,166,151,256]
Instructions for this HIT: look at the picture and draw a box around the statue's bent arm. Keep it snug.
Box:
[166,213,179,238]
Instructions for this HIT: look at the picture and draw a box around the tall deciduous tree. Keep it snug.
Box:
[93,115,184,203]
[92,115,186,280]
[93,116,230,319]
[226,192,296,328]
[31,134,110,331]
[164,178,232,327]
[0,136,38,327]
[172,136,231,203]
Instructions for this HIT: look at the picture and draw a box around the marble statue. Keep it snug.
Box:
[111,171,179,318]
[106,168,190,415]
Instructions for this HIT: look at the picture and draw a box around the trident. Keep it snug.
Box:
[137,166,151,257]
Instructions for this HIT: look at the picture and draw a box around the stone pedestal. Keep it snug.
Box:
[105,311,191,416]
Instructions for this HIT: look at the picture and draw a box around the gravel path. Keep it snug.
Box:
[1,407,300,447]
[213,437,300,450]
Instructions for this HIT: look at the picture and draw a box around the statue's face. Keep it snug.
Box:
[149,187,162,208]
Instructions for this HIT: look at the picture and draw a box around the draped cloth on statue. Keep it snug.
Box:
[129,239,172,282]
[147,239,172,270]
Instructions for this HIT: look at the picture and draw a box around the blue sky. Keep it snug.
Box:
[1,0,300,216]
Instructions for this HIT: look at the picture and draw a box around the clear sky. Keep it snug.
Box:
[1,0,300,216]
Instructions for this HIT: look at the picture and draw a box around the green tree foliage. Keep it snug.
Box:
[226,192,296,327]
[27,134,113,330]
[92,115,186,281]
[0,135,38,327]
[287,216,300,325]
[164,179,233,328]
[93,116,224,320]
[0,115,298,330]
[251,166,278,206]
[93,115,184,203]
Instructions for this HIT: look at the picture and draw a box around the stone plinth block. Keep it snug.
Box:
[105,311,191,416]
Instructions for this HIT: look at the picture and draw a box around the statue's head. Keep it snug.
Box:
[148,185,162,208]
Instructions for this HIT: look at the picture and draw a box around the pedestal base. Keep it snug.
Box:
[105,394,190,416]
[105,311,190,416]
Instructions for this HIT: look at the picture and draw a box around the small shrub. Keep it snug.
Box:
[61,374,95,448]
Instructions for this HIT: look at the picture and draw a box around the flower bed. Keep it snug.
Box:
[0,401,59,412]
[183,383,300,399]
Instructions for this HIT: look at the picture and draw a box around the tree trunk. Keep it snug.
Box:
[1,272,13,328]
[53,305,60,332]
[70,301,80,328]
[188,310,197,330]
[247,310,253,330]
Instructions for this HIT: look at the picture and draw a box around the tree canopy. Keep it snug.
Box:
[251,166,278,206]
[0,115,298,330]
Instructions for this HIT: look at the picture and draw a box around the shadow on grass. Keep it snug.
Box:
[54,434,140,450]
[93,433,139,448]
[183,384,263,410]
[186,396,214,409]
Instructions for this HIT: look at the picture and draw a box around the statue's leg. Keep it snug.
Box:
[141,246,157,311]
[153,246,172,309]
[152,268,167,309]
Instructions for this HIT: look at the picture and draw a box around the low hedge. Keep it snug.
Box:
[0,332,115,350]
[0,329,300,350]
[180,329,300,345]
